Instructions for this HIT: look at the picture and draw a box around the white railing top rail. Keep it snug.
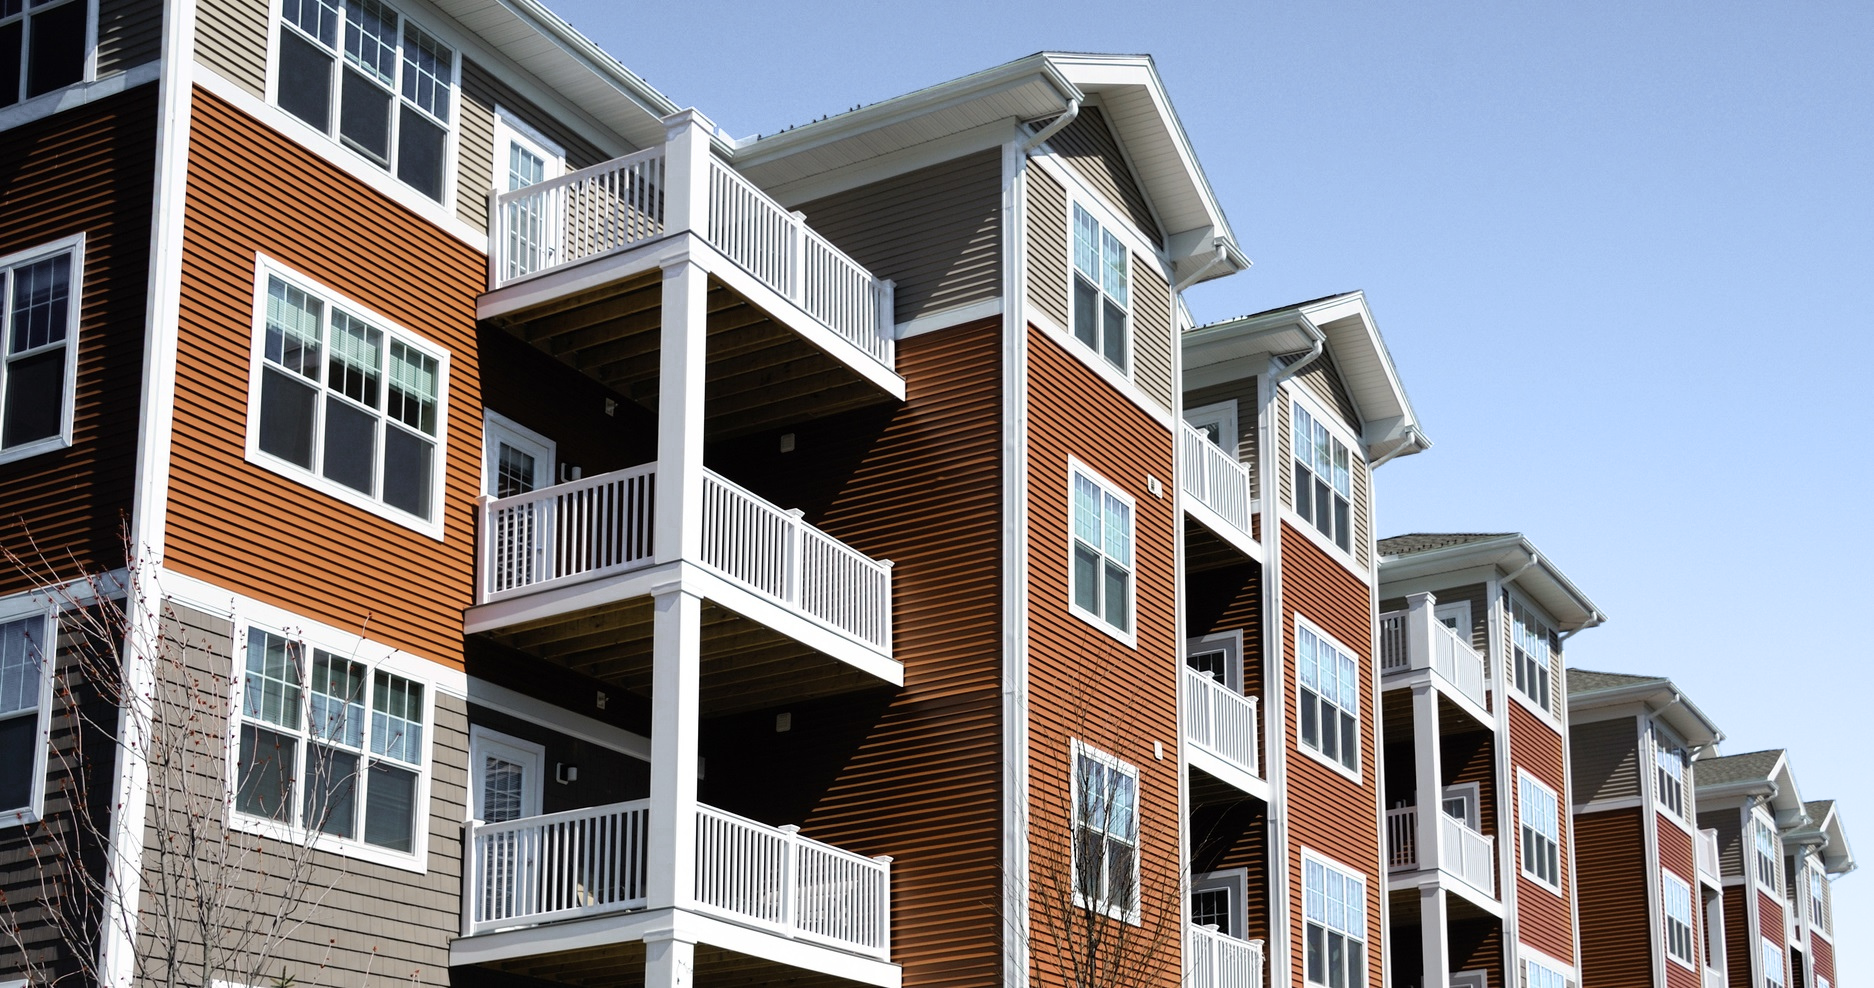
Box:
[1698,828,1721,878]
[1184,667,1260,778]
[1377,607,1487,710]
[472,796,651,837]
[492,144,668,216]
[481,460,658,516]
[476,461,659,603]
[489,145,669,289]
[1180,420,1254,537]
[1440,811,1496,898]
[1188,923,1266,988]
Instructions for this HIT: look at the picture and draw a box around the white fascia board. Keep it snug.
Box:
[1379,536,1605,632]
[1300,292,1423,453]
[466,0,681,147]
[1182,310,1319,372]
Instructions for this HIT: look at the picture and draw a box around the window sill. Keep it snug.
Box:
[0,434,73,468]
[1071,890,1142,927]
[1506,687,1563,733]
[1296,741,1362,786]
[1069,602,1138,650]
[1520,869,1566,898]
[1668,953,1700,973]
[227,811,429,874]
[244,447,447,542]
[1277,507,1367,581]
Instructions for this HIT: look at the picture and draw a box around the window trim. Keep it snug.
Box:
[1183,399,1238,458]
[1506,591,1561,725]
[1523,953,1571,988]
[1517,768,1564,894]
[1752,810,1781,894]
[0,600,56,828]
[0,233,85,466]
[1806,861,1829,934]
[224,617,436,873]
[0,0,99,110]
[1066,457,1137,647]
[1759,936,1785,988]
[1653,727,1688,823]
[1281,387,1365,571]
[1186,629,1244,693]
[1066,197,1134,377]
[1300,848,1369,988]
[1294,614,1363,783]
[1190,866,1248,940]
[1662,868,1697,971]
[242,255,451,539]
[1069,738,1141,924]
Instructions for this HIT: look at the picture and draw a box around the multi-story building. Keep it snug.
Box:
[1782,800,1852,988]
[1371,534,1605,988]
[1566,670,1727,988]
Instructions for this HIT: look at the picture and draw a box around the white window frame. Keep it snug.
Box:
[1184,400,1238,457]
[1285,388,1361,567]
[1760,937,1784,988]
[1190,867,1248,940]
[1295,615,1362,781]
[0,234,84,466]
[1518,769,1563,894]
[466,724,544,823]
[1070,739,1141,924]
[225,619,436,873]
[1186,630,1243,692]
[1653,730,1688,822]
[1524,954,1569,988]
[265,0,461,204]
[481,408,554,497]
[1507,593,1558,720]
[0,0,97,109]
[243,256,451,539]
[0,600,56,828]
[1752,811,1780,894]
[1663,868,1697,970]
[1068,199,1132,376]
[1442,781,1482,831]
[1807,862,1828,934]
[1434,600,1472,640]
[1301,849,1368,988]
[1067,458,1136,647]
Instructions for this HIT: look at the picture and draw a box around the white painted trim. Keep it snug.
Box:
[1064,197,1134,379]
[1442,781,1482,831]
[1433,599,1472,639]
[1293,613,1363,784]
[1518,943,1577,985]
[1066,456,1139,649]
[1183,399,1237,452]
[1662,866,1700,972]
[466,724,544,821]
[1069,738,1143,925]
[464,678,652,763]
[0,57,163,132]
[1298,847,1373,988]
[481,408,554,495]
[1280,384,1368,579]
[0,233,86,466]
[768,117,1022,207]
[1516,768,1566,896]
[0,605,59,829]
[895,296,1001,341]
[1186,629,1244,693]
[1029,304,1176,431]
[999,137,1032,988]
[1191,866,1249,940]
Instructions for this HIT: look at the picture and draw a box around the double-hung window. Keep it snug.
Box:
[0,612,50,823]
[1297,619,1359,775]
[1291,401,1352,553]
[275,0,455,201]
[1070,463,1133,637]
[1760,938,1784,988]
[0,237,81,462]
[1663,870,1696,967]
[1808,865,1828,932]
[1302,853,1367,988]
[1754,817,1780,892]
[1510,597,1553,714]
[248,264,447,530]
[233,627,429,859]
[1654,738,1686,819]
[1071,741,1139,920]
[1070,203,1129,371]
[1519,770,1562,890]
[0,0,85,108]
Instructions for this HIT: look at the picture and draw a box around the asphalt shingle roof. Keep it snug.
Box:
[1805,799,1835,822]
[1695,750,1784,787]
[1378,533,1514,556]
[1566,669,1666,696]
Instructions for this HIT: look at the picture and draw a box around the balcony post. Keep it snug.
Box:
[660,108,714,236]
[646,588,702,913]
[1412,682,1443,874]
[643,926,697,988]
[1405,591,1437,673]
[1419,885,1451,988]
[655,255,708,565]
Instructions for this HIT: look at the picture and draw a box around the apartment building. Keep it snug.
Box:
[1370,534,1605,988]
[1566,670,1727,988]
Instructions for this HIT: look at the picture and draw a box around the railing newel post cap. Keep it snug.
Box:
[476,494,495,505]
[787,508,806,519]
[873,855,893,864]
[779,824,801,835]
[791,210,806,220]
[878,559,894,569]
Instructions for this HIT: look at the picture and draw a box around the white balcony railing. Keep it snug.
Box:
[1698,827,1721,881]
[477,464,893,653]
[1180,420,1254,539]
[464,800,892,960]
[494,146,668,284]
[1385,805,1496,898]
[1704,966,1727,988]
[1378,607,1487,710]
[1188,923,1264,988]
[1184,668,1260,779]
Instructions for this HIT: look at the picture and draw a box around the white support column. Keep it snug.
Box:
[1405,591,1438,674]
[644,927,698,988]
[655,255,708,565]
[1421,886,1451,988]
[1413,682,1444,875]
[660,108,715,235]
[646,588,702,912]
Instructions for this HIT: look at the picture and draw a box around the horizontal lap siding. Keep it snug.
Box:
[1291,353,1360,433]
[1131,258,1172,412]
[458,60,615,235]
[1183,377,1258,496]
[1280,522,1381,988]
[1047,106,1160,248]
[1187,562,1263,737]
[194,0,267,96]
[0,84,155,593]
[1575,809,1649,988]
[166,88,482,668]
[1191,803,1269,945]
[1444,728,1498,842]
[1810,936,1831,985]
[1452,918,1505,988]
[1661,818,1699,988]
[97,0,163,74]
[1509,700,1574,961]
[1724,887,1750,988]
[1027,324,1182,988]
[1570,718,1640,804]
[1025,163,1069,328]
[1700,809,1744,879]
[801,150,1001,327]
[1758,891,1783,949]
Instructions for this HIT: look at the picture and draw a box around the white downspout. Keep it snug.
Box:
[1020,98,1080,153]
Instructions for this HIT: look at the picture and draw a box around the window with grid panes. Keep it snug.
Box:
[250,268,446,526]
[275,0,455,200]
[1655,738,1686,819]
[1070,465,1133,635]
[1071,741,1139,920]
[1291,402,1352,553]
[0,613,48,820]
[0,239,79,461]
[1761,938,1784,988]
[1754,818,1780,892]
[1519,771,1562,889]
[1297,621,1359,774]
[233,627,428,854]
[1808,865,1828,932]
[0,0,85,107]
[1302,854,1366,988]
[1664,871,1696,966]
[1070,203,1129,372]
[1510,597,1553,713]
[1526,959,1567,988]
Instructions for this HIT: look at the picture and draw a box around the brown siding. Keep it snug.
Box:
[1184,375,1258,496]
[1570,717,1641,804]
[1452,917,1505,988]
[1191,801,1269,945]
[1280,522,1382,988]
[1701,808,1744,878]
[1661,817,1701,988]
[801,150,1001,328]
[1027,324,1182,988]
[1444,727,1499,840]
[1025,161,1069,328]
[1131,255,1172,411]
[1724,886,1750,988]
[165,87,483,667]
[193,0,267,96]
[1575,808,1650,988]
[1046,105,1161,247]
[1759,890,1783,950]
[97,0,163,74]
[1510,700,1574,961]
[1811,936,1831,986]
[1187,561,1264,718]
[0,84,155,593]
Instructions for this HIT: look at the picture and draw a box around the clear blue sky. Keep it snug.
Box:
[544,0,1871,968]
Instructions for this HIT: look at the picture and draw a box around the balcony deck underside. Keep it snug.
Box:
[1381,687,1488,740]
[1388,884,1502,924]
[483,597,889,714]
[488,271,895,440]
[1190,764,1269,810]
[1185,519,1260,573]
[460,939,872,988]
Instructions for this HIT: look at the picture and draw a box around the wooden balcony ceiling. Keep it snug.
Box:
[1185,518,1253,572]
[471,943,860,988]
[1380,685,1485,738]
[483,597,885,714]
[486,272,893,440]
[1387,883,1497,923]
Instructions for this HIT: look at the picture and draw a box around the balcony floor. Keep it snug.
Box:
[462,943,870,988]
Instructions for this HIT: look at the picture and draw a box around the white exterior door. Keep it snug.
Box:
[469,728,545,923]
[482,410,555,589]
[493,111,566,280]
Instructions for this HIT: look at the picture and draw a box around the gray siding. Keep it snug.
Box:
[1701,808,1744,878]
[1353,454,1371,568]
[1276,394,1292,508]
[799,149,1001,327]
[1025,161,1069,328]
[1292,350,1361,432]
[1570,717,1640,804]
[138,602,465,988]
[1045,105,1160,248]
[1379,583,1489,654]
[456,81,496,231]
[1131,256,1172,412]
[458,59,614,237]
[1184,376,1258,498]
[97,0,163,75]
[194,0,268,97]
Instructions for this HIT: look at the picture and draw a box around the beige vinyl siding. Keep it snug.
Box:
[193,0,268,96]
[1569,717,1640,804]
[1276,394,1292,508]
[459,60,614,237]
[140,602,465,988]
[1352,455,1370,568]
[799,149,1001,327]
[1701,809,1744,878]
[97,0,163,74]
[456,85,496,230]
[1184,376,1258,497]
[1025,161,1069,328]
[1045,105,1161,248]
[1132,256,1172,411]
[1293,352,1361,431]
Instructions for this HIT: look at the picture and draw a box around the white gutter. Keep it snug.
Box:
[1267,318,1326,387]
[1172,242,1230,293]
[1020,97,1079,153]
[1368,425,1427,470]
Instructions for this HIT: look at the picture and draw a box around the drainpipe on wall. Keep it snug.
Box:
[1367,426,1425,470]
[1268,319,1326,387]
[1020,98,1080,153]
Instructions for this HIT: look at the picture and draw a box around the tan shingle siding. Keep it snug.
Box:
[1025,161,1069,328]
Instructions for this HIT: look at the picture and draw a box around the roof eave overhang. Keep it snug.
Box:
[1378,535,1605,631]
[1565,681,1724,746]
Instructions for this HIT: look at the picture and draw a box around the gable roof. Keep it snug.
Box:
[1565,669,1723,746]
[1377,533,1606,632]
[1381,533,1513,556]
[1694,749,1784,787]
[1566,669,1663,695]
[1695,748,1809,825]
[1788,799,1856,874]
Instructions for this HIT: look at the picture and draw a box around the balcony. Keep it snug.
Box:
[1184,668,1262,793]
[1180,420,1258,559]
[1386,805,1496,900]
[1698,827,1721,884]
[463,800,892,960]
[1187,923,1265,988]
[1378,603,1488,718]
